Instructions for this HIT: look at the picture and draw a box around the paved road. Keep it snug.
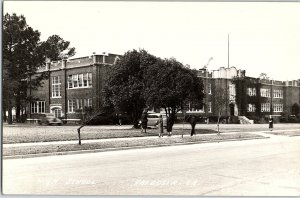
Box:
[3,133,300,196]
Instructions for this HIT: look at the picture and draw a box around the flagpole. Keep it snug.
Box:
[228,34,229,68]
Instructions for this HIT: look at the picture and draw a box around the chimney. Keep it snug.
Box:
[102,52,106,63]
[92,54,97,64]
[46,62,51,70]
[61,59,67,69]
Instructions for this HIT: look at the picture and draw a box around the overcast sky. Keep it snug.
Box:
[4,1,300,81]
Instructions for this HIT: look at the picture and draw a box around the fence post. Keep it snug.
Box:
[77,128,81,145]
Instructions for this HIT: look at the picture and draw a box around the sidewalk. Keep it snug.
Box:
[4,128,300,148]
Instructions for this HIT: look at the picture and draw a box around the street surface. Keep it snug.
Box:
[3,131,300,196]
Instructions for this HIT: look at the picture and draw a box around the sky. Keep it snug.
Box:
[3,1,300,81]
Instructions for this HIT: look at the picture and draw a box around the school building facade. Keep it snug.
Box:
[28,54,300,123]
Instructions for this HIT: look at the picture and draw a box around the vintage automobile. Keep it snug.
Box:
[38,113,63,125]
[140,113,167,128]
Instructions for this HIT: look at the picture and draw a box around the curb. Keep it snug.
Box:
[3,136,269,160]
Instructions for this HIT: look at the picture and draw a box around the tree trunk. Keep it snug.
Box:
[3,106,7,122]
[7,100,13,124]
[132,110,141,129]
[16,102,21,122]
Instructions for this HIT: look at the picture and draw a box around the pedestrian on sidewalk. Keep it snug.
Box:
[269,115,274,131]
[187,115,197,136]
[141,108,148,133]
[158,115,164,137]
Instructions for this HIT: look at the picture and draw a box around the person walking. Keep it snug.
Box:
[118,114,123,126]
[269,115,274,131]
[187,115,197,136]
[141,108,148,133]
[158,115,164,137]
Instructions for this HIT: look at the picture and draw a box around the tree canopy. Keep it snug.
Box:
[103,49,205,131]
[40,34,76,61]
[3,13,76,124]
[143,58,204,131]
[103,49,158,128]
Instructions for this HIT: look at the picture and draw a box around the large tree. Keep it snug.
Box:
[40,34,76,61]
[3,13,45,123]
[103,49,158,128]
[3,13,76,123]
[143,58,204,133]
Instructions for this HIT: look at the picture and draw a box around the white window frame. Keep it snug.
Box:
[273,103,283,112]
[68,75,73,88]
[261,103,270,112]
[84,98,92,107]
[31,101,46,114]
[273,89,283,98]
[68,73,92,89]
[247,88,256,96]
[260,88,271,98]
[73,74,78,88]
[51,76,61,98]
[68,99,76,113]
[247,104,256,112]
[207,102,212,113]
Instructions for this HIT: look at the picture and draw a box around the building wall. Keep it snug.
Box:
[27,54,299,121]
[27,53,120,120]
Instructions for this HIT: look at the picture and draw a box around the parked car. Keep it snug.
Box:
[141,113,167,128]
[38,113,63,125]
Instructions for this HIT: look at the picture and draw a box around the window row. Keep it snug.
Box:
[248,103,283,112]
[68,73,92,89]
[31,101,46,114]
[249,88,283,98]
[68,98,92,113]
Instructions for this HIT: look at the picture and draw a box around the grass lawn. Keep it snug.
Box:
[3,126,217,144]
[3,132,266,157]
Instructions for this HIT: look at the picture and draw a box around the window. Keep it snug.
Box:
[260,88,271,97]
[207,102,212,113]
[83,73,88,86]
[207,83,212,94]
[88,73,92,87]
[261,103,270,112]
[68,73,92,89]
[229,84,236,101]
[52,76,61,97]
[77,99,83,110]
[247,104,256,112]
[78,74,83,87]
[273,103,283,112]
[31,101,45,114]
[68,75,73,88]
[68,99,76,113]
[273,89,283,98]
[73,74,78,88]
[84,98,92,107]
[247,88,256,96]
[69,99,92,113]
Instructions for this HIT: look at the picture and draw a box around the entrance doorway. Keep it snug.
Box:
[51,107,62,118]
[229,103,235,116]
